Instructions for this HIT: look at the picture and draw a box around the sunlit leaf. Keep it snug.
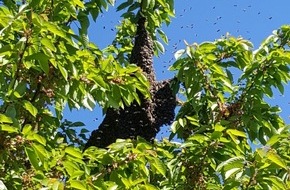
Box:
[22,124,32,135]
[23,100,38,117]
[25,147,41,170]
[150,158,167,177]
[65,147,83,159]
[174,49,185,60]
[0,124,18,133]
[216,156,245,172]
[266,150,287,169]
[58,65,68,81]
[0,114,13,123]
[70,180,86,190]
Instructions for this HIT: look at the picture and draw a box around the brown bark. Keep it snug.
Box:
[84,16,176,149]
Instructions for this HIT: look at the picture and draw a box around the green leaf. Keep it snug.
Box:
[82,94,96,111]
[40,38,56,52]
[141,0,151,10]
[5,105,16,118]
[88,75,107,89]
[151,158,166,177]
[65,147,83,159]
[33,133,46,146]
[0,124,18,133]
[0,44,12,56]
[25,147,41,170]
[216,156,245,172]
[142,184,158,190]
[0,114,13,123]
[178,118,185,127]
[157,29,169,44]
[224,167,241,180]
[263,85,273,97]
[266,150,287,169]
[22,124,32,135]
[266,135,280,146]
[199,42,216,52]
[174,49,185,60]
[170,120,179,133]
[70,180,86,190]
[187,134,209,144]
[14,81,27,98]
[44,22,66,39]
[73,0,85,8]
[155,40,165,53]
[23,100,38,117]
[207,53,217,61]
[226,129,246,138]
[58,65,68,81]
[31,143,48,163]
[107,0,115,6]
[71,170,85,179]
[116,1,132,11]
[63,160,78,176]
[264,176,286,190]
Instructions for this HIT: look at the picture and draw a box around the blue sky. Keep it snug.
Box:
[65,1,290,139]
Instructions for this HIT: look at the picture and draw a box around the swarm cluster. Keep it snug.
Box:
[85,16,176,149]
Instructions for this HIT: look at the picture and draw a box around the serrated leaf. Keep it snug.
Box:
[151,158,166,177]
[23,100,38,117]
[216,156,245,172]
[225,167,241,180]
[264,176,286,189]
[65,147,83,159]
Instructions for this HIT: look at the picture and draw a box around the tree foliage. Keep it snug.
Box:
[0,0,289,189]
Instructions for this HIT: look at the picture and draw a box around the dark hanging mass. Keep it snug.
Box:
[84,15,177,149]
